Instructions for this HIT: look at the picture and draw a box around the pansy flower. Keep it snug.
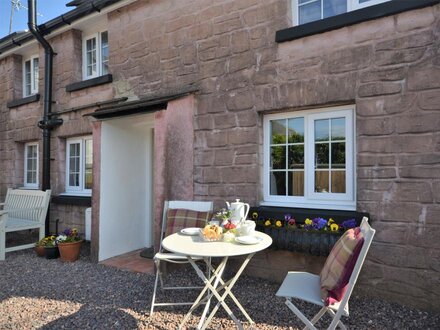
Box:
[275,220,283,227]
[264,220,272,227]
[330,223,339,231]
[252,212,259,220]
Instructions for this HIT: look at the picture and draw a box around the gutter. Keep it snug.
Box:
[0,0,123,55]
[28,0,63,235]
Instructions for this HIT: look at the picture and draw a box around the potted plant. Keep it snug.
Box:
[56,228,82,262]
[34,238,46,257]
[42,235,59,259]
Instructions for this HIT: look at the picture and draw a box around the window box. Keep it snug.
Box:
[251,206,368,256]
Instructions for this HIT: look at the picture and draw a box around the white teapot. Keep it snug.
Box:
[225,199,250,223]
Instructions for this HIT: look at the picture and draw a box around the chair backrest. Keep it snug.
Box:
[338,216,375,309]
[159,200,213,252]
[4,188,51,223]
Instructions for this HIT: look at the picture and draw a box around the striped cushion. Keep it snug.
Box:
[320,227,364,306]
[165,208,211,238]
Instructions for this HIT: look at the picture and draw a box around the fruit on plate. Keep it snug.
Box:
[202,224,223,240]
[223,220,236,230]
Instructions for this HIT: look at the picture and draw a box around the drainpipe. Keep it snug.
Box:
[28,0,63,235]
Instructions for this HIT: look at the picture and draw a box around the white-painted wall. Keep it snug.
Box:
[99,114,154,261]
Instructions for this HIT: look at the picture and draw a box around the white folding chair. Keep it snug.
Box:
[276,217,375,330]
[150,200,213,315]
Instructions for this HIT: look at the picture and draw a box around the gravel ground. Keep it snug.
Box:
[0,246,439,330]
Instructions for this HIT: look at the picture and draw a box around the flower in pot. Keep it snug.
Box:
[56,228,82,262]
[34,238,47,257]
[42,235,59,259]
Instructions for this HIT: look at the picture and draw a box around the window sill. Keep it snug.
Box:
[7,94,40,108]
[276,0,440,43]
[52,195,92,206]
[259,201,356,211]
[66,74,113,92]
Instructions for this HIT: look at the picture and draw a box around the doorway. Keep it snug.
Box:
[98,113,154,261]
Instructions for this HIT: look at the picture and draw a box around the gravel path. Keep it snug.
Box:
[0,247,439,330]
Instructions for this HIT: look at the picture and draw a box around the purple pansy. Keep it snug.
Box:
[341,218,356,229]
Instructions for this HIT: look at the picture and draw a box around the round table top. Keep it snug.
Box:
[162,231,272,258]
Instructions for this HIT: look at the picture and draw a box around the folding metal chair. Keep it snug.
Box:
[150,200,213,315]
[276,217,375,330]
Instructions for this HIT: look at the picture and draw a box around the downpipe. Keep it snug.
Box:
[28,0,63,235]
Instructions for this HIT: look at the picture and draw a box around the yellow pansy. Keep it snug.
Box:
[275,220,282,227]
[264,220,271,226]
[305,218,312,225]
[252,212,259,220]
[330,223,339,231]
[328,218,334,224]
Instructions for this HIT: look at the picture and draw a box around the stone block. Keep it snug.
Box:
[417,89,440,110]
[203,167,222,183]
[395,7,436,32]
[394,181,433,203]
[357,154,395,167]
[350,16,394,44]
[399,153,440,166]
[408,61,440,91]
[433,181,440,203]
[206,130,228,147]
[358,82,402,97]
[375,48,426,66]
[407,225,440,248]
[213,12,242,35]
[231,30,250,54]
[399,166,440,180]
[357,116,395,135]
[195,115,213,130]
[213,113,237,129]
[198,5,223,22]
[223,0,259,14]
[228,52,254,73]
[321,45,372,74]
[208,184,236,197]
[370,222,407,245]
[187,21,213,41]
[426,204,440,224]
[237,111,258,127]
[376,30,434,51]
[226,90,255,111]
[357,167,397,180]
[253,66,277,85]
[199,59,226,79]
[235,154,257,165]
[214,149,235,166]
[165,14,196,33]
[379,202,423,223]
[360,67,407,82]
[228,128,258,145]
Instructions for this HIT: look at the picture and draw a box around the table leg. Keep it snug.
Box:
[178,257,228,330]
[202,253,255,329]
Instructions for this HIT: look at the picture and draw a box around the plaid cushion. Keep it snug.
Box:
[164,208,211,238]
[320,227,364,306]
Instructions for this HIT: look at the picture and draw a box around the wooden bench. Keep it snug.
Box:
[0,188,51,260]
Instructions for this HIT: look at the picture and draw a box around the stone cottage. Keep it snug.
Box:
[0,0,439,311]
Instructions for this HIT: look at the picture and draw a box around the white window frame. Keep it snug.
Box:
[65,136,92,196]
[262,105,356,210]
[23,55,39,97]
[24,142,39,189]
[292,0,390,26]
[82,31,108,80]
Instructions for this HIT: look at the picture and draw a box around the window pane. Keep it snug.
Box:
[315,119,329,141]
[69,143,80,187]
[271,146,286,169]
[288,145,304,169]
[288,171,304,196]
[288,117,304,143]
[299,1,322,24]
[315,143,329,169]
[331,142,345,168]
[101,31,109,75]
[33,58,39,92]
[323,0,346,18]
[84,139,93,190]
[270,171,286,195]
[315,171,329,193]
[271,119,286,144]
[331,117,345,140]
[331,171,346,193]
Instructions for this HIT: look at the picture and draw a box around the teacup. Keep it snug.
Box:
[238,220,256,236]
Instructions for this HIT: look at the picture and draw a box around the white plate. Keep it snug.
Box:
[180,227,201,236]
[235,236,263,245]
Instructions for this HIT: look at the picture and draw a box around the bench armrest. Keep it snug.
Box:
[0,206,45,215]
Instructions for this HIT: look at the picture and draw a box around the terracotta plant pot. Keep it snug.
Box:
[45,246,59,259]
[34,245,45,257]
[58,240,82,262]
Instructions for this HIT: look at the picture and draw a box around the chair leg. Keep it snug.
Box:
[0,229,5,261]
[150,267,160,316]
[326,309,347,330]
[285,299,318,330]
[302,307,326,330]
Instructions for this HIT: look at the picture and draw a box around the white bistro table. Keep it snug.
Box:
[162,231,272,330]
